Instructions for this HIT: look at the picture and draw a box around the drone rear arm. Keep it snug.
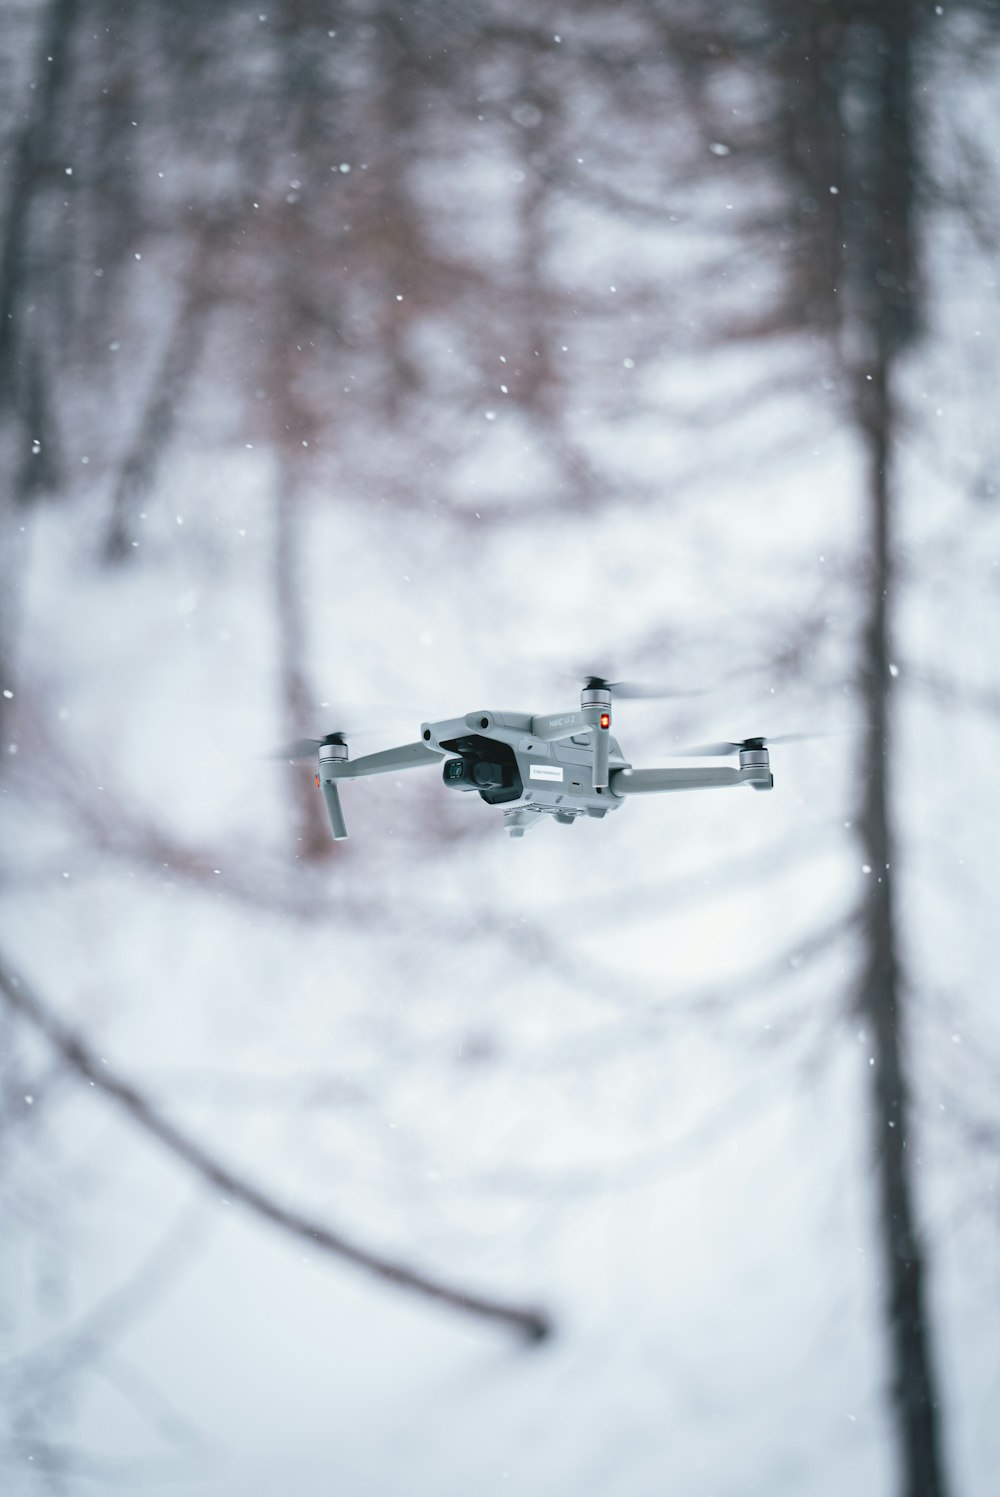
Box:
[609,762,772,796]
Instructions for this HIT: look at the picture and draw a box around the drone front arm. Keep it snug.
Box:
[335,741,444,779]
[609,762,772,796]
[316,740,443,842]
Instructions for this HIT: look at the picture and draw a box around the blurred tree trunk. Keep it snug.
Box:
[651,0,952,1486]
[853,9,946,1491]
[0,0,80,755]
[267,0,341,862]
[373,8,425,415]
[271,438,331,863]
[783,3,947,1490]
[102,241,216,562]
[859,346,946,1497]
[0,0,78,479]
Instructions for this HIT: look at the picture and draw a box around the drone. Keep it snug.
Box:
[281,677,808,840]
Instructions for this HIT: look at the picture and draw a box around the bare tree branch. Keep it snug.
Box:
[0,955,552,1344]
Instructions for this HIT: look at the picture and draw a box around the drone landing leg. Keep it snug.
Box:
[320,779,349,840]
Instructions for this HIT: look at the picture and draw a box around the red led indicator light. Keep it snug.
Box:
[600,712,611,730]
[315,774,320,788]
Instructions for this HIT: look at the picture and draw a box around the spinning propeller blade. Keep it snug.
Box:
[582,675,701,700]
[269,731,356,838]
[673,730,842,757]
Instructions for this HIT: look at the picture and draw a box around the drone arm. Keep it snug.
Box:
[609,763,772,796]
[336,741,444,779]
[315,741,443,842]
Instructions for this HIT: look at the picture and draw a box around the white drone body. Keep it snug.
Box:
[298,680,776,841]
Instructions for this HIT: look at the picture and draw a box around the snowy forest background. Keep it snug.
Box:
[2,1,1000,1493]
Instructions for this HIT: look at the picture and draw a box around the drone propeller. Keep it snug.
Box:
[267,731,356,839]
[578,675,705,788]
[673,731,838,758]
[270,731,350,762]
[581,674,701,700]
